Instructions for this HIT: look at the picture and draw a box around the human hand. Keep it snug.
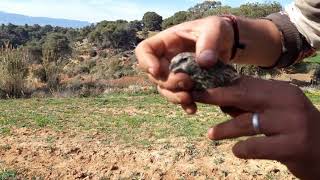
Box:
[192,76,320,179]
[135,16,234,114]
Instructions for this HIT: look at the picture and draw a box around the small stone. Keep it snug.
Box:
[169,52,240,90]
[110,165,119,171]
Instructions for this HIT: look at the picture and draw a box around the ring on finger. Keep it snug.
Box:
[252,113,260,133]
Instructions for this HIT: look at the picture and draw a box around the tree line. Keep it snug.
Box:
[0,1,283,97]
[0,1,282,51]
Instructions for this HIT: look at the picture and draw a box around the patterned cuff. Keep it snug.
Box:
[262,12,316,69]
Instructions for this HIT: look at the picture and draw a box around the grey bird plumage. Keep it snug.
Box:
[169,52,240,91]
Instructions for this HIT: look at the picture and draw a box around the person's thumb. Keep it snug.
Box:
[196,18,233,68]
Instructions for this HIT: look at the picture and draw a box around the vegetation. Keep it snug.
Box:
[0,44,29,98]
[0,169,17,180]
[142,12,163,31]
[42,32,72,59]
[0,92,225,142]
[0,90,301,179]
[1,90,320,143]
[0,2,319,178]
[0,1,315,99]
[88,20,138,49]
[162,1,282,29]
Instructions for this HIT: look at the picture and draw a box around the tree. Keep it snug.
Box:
[162,11,189,29]
[189,1,222,13]
[237,2,282,18]
[188,1,222,19]
[204,5,233,17]
[128,20,143,31]
[88,21,137,49]
[42,32,72,59]
[142,12,163,31]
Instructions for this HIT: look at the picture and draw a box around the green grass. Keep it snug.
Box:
[0,169,17,180]
[1,90,320,146]
[0,127,10,135]
[0,92,226,145]
[305,90,320,104]
[305,53,320,64]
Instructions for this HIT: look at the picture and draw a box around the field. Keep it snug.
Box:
[2,89,320,179]
[305,53,320,64]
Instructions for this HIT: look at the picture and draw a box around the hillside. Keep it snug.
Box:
[0,11,90,28]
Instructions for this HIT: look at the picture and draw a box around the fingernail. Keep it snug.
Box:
[208,128,215,140]
[198,50,217,65]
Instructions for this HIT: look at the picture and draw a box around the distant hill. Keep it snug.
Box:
[0,11,91,28]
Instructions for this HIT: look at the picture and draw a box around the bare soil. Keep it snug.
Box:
[1,128,296,180]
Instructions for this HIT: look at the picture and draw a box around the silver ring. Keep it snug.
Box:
[252,113,260,133]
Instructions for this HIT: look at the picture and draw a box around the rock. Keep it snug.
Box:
[110,165,119,171]
[169,52,240,90]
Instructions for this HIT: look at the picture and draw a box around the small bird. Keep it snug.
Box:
[169,52,240,91]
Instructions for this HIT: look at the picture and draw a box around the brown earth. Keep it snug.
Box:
[0,128,296,180]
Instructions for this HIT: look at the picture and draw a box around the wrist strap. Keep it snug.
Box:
[220,15,246,60]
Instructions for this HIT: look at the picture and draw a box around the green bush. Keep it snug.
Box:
[162,11,189,29]
[88,20,137,50]
[42,32,72,59]
[142,12,163,31]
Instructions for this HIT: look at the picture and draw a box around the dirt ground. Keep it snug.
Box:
[0,128,296,180]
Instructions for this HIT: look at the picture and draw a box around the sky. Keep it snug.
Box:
[0,0,293,23]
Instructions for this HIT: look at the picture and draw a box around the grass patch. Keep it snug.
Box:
[305,90,320,105]
[0,93,225,144]
[1,90,320,145]
[34,114,56,128]
[305,53,320,64]
[0,127,10,135]
[0,169,17,180]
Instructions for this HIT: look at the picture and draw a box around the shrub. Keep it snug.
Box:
[63,76,105,97]
[25,41,43,64]
[0,46,29,98]
[79,65,91,74]
[99,51,108,58]
[89,49,97,57]
[42,32,72,60]
[32,65,47,82]
[88,21,137,50]
[94,53,137,80]
[42,50,62,90]
[162,11,189,29]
